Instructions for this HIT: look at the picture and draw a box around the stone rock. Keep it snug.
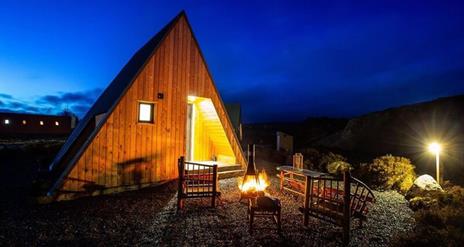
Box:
[405,174,443,200]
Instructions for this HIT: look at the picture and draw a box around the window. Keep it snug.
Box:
[138,102,155,123]
[55,121,59,126]
[4,119,9,124]
[22,120,26,125]
[40,121,44,126]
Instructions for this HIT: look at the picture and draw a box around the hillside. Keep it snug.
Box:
[244,95,464,183]
[316,95,464,181]
[242,117,348,149]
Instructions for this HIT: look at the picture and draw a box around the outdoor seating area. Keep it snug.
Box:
[0,151,414,246]
[177,150,377,245]
[162,176,412,246]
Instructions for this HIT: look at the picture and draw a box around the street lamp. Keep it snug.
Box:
[428,142,442,184]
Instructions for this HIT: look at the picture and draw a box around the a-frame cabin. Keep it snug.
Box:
[47,11,246,201]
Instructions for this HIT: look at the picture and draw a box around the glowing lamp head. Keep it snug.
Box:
[428,142,442,154]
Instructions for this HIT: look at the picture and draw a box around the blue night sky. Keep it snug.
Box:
[0,1,464,123]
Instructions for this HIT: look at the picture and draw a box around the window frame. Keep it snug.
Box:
[138,101,156,124]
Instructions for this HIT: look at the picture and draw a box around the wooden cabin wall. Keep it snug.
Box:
[57,17,245,200]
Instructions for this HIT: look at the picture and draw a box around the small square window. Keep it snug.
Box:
[40,121,44,126]
[138,102,155,123]
[55,121,59,126]
[4,119,9,124]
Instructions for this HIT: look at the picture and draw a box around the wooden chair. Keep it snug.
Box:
[299,171,375,245]
[177,156,220,211]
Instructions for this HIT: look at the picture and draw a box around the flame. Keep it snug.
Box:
[239,169,270,192]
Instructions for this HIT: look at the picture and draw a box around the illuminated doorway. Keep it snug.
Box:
[186,96,236,165]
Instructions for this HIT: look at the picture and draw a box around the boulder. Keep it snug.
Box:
[406,174,443,200]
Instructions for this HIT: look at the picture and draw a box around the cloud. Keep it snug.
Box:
[70,104,92,116]
[38,95,61,105]
[0,108,14,113]
[36,88,102,106]
[0,88,102,118]
[0,93,13,99]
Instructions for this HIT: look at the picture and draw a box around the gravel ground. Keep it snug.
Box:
[0,182,177,246]
[146,177,415,246]
[0,177,414,246]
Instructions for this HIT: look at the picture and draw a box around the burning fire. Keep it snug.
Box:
[239,169,270,193]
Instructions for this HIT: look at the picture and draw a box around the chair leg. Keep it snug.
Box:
[177,197,183,211]
[249,211,254,234]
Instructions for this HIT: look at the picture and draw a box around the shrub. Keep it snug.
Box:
[301,148,320,170]
[327,161,352,175]
[360,154,416,193]
[318,152,347,172]
[299,148,346,172]
[409,196,439,211]
[394,184,464,246]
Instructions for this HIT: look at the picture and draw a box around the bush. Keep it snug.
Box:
[299,148,346,172]
[360,154,416,193]
[318,152,346,172]
[408,196,439,211]
[394,184,464,246]
[327,161,352,175]
[301,148,321,170]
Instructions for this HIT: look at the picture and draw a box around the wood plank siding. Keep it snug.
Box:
[56,15,245,200]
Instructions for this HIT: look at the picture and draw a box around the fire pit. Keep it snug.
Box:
[239,145,270,201]
[238,145,281,234]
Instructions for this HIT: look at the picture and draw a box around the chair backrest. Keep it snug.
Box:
[310,175,346,212]
[293,153,304,169]
[178,156,218,194]
[309,172,375,218]
[350,177,375,217]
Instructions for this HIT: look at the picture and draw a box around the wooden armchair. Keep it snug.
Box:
[177,156,220,211]
[299,171,375,245]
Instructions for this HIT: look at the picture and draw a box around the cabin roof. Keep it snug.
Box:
[47,11,185,196]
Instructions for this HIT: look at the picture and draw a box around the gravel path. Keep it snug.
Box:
[143,177,415,246]
[0,182,177,246]
[0,177,414,246]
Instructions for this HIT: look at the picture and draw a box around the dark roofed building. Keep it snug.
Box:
[0,112,76,137]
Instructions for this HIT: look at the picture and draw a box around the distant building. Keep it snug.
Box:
[276,131,293,153]
[0,112,77,137]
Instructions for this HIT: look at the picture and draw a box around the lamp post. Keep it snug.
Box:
[428,142,442,184]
